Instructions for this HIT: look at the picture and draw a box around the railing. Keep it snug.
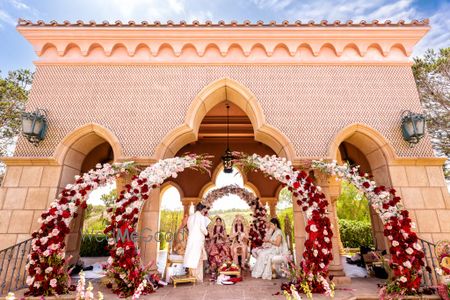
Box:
[418,238,438,288]
[0,238,32,295]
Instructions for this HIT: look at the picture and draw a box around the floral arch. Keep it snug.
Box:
[26,152,424,298]
[200,184,268,249]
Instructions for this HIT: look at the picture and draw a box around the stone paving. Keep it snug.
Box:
[91,272,386,300]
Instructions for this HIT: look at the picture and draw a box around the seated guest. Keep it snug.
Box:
[173,214,189,255]
[251,217,289,280]
[252,220,274,258]
[231,215,249,269]
[206,216,231,278]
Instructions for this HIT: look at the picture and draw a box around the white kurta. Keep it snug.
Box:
[183,211,210,268]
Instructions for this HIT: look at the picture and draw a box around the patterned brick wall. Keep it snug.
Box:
[15,65,433,158]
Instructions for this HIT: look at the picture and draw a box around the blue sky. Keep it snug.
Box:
[0,0,449,73]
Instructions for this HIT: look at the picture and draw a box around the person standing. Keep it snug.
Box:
[183,203,210,282]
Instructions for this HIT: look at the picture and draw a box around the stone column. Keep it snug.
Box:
[293,198,307,264]
[138,188,161,271]
[315,172,351,284]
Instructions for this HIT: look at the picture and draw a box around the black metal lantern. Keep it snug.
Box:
[401,110,426,146]
[221,103,234,173]
[21,108,48,146]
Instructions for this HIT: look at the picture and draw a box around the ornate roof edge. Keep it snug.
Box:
[17,18,430,28]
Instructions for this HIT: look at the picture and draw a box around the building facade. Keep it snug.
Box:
[0,19,448,280]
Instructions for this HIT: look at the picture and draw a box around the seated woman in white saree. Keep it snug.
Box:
[251,217,289,280]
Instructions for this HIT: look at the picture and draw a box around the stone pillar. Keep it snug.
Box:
[138,188,161,270]
[315,173,351,284]
[293,198,307,264]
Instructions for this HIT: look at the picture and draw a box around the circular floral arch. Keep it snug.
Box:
[233,153,425,296]
[200,184,268,249]
[26,154,212,297]
[27,152,424,298]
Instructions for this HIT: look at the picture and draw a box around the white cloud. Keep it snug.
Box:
[9,0,30,11]
[414,3,450,56]
[0,9,16,26]
[250,0,294,12]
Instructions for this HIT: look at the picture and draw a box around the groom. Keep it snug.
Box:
[183,203,210,282]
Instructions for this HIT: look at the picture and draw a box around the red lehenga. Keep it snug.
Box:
[206,216,232,276]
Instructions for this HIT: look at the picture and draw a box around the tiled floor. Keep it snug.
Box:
[90,272,385,300]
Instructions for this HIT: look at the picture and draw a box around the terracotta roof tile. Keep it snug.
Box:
[17,18,430,28]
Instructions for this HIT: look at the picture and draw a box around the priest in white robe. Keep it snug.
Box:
[183,203,210,282]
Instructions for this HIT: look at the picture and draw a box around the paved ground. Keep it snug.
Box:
[89,271,385,300]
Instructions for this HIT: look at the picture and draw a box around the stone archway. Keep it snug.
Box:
[153,77,296,160]
[329,123,397,253]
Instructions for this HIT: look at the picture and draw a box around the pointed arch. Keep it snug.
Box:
[328,123,397,163]
[154,78,296,160]
[53,123,123,165]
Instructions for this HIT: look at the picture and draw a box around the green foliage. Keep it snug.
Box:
[100,189,118,208]
[338,219,374,248]
[0,69,33,184]
[79,234,109,257]
[83,205,109,233]
[336,181,370,223]
[412,47,450,179]
[159,210,183,249]
[277,207,294,243]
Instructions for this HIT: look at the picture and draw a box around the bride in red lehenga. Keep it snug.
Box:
[206,216,232,278]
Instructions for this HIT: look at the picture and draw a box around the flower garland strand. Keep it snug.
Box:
[103,154,212,297]
[233,153,333,295]
[312,160,425,295]
[26,162,136,296]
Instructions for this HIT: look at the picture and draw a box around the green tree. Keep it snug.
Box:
[412,48,450,178]
[0,69,33,184]
[336,181,370,223]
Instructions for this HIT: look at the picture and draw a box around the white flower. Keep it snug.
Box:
[310,225,318,232]
[26,276,33,285]
[319,263,325,269]
[45,267,53,274]
[50,278,57,288]
[324,237,330,243]
[33,281,41,288]
[51,228,60,236]
[413,243,422,251]
[322,249,328,255]
[405,248,414,255]
[323,230,328,235]
[436,267,443,275]
[388,235,393,241]
[313,250,318,257]
[43,250,51,257]
[399,276,407,283]
[392,241,399,247]
[403,261,412,269]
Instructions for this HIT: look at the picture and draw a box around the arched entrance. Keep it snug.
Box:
[143,78,298,266]
[329,124,398,275]
[54,123,123,263]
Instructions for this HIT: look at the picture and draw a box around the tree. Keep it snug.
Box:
[0,69,33,184]
[412,48,450,178]
[336,181,370,223]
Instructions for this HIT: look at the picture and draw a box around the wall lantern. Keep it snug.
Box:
[401,110,426,146]
[21,108,48,146]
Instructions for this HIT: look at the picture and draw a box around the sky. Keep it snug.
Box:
[0,0,450,73]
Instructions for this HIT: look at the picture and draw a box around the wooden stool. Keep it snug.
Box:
[171,275,197,288]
